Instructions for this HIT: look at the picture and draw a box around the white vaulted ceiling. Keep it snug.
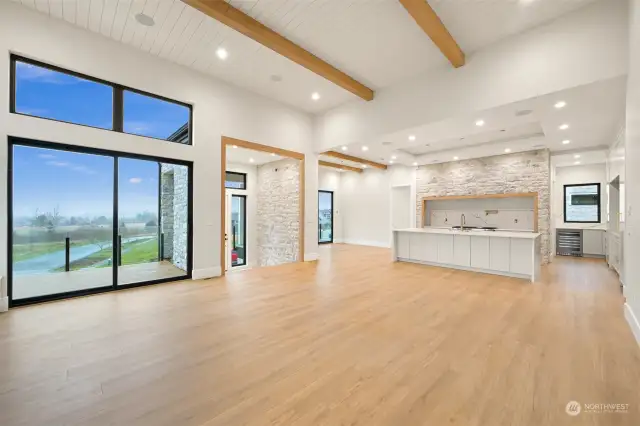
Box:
[12,0,600,113]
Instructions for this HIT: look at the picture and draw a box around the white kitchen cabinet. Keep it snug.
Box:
[437,234,454,264]
[396,232,411,258]
[453,235,471,266]
[425,235,438,262]
[583,230,605,256]
[489,237,510,272]
[470,236,490,269]
[409,233,427,262]
[393,229,540,282]
[510,239,532,275]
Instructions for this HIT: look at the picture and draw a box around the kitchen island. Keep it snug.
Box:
[393,228,541,282]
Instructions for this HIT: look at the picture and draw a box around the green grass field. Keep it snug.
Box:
[121,238,159,265]
[52,237,160,272]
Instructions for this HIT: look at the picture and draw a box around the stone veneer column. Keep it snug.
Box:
[256,158,300,266]
[160,163,188,271]
[415,150,551,264]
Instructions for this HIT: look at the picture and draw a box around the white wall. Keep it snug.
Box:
[0,2,319,307]
[625,0,640,345]
[552,164,607,228]
[315,0,628,151]
[340,169,391,247]
[226,163,257,269]
[318,168,342,243]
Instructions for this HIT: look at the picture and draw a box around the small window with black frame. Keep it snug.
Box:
[564,183,601,223]
[225,171,247,190]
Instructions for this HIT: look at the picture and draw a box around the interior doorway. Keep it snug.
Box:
[318,190,334,244]
[221,137,305,274]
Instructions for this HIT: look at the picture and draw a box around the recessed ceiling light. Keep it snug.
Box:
[135,13,155,27]
[391,155,397,160]
[559,124,569,130]
[475,120,485,127]
[555,101,567,109]
[389,160,394,164]
[362,146,369,151]
[249,158,254,163]
[574,154,581,159]
[504,148,511,153]
[216,47,228,60]
[311,92,320,101]
[232,145,238,149]
[574,161,581,165]
[270,153,276,157]
[341,146,348,151]
[453,156,459,160]
[413,162,418,166]
[562,140,571,145]
[362,164,368,168]
[408,135,416,141]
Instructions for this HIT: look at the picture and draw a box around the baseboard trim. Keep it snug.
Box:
[342,239,391,249]
[304,253,319,262]
[624,303,640,347]
[0,297,8,313]
[192,267,222,281]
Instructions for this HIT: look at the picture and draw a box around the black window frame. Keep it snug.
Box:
[318,190,334,244]
[563,183,601,224]
[7,136,194,308]
[225,171,248,190]
[9,54,193,145]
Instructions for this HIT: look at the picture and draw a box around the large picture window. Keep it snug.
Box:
[564,183,601,223]
[10,55,192,144]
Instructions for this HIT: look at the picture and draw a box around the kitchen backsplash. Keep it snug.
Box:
[429,209,535,230]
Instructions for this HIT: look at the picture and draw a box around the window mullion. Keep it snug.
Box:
[113,86,124,132]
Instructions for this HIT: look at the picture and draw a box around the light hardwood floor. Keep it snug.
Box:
[0,244,638,425]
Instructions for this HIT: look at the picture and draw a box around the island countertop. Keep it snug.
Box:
[394,227,541,239]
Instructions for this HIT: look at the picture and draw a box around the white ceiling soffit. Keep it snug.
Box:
[226,145,283,165]
[334,76,625,166]
[551,149,607,168]
[12,0,601,113]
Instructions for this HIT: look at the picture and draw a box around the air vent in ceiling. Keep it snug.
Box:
[382,141,393,146]
[515,109,533,117]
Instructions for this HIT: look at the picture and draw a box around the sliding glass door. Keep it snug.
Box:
[318,191,333,244]
[8,138,192,305]
[11,145,115,300]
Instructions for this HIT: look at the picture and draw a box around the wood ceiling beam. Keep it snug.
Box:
[323,151,388,170]
[319,160,363,173]
[181,0,375,101]
[398,0,465,68]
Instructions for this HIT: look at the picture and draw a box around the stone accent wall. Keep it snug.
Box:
[160,164,189,271]
[416,150,551,263]
[257,158,300,266]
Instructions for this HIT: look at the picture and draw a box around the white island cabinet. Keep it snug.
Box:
[393,228,541,282]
